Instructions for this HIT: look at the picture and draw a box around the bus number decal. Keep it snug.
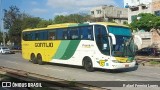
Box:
[97,60,108,67]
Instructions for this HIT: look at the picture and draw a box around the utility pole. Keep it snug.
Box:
[0,0,5,46]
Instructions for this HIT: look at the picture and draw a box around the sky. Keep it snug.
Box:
[0,0,124,20]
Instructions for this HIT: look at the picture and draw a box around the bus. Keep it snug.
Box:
[22,22,136,72]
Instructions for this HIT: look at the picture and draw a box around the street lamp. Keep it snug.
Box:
[0,0,5,46]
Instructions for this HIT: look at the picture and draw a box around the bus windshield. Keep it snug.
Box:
[108,26,135,57]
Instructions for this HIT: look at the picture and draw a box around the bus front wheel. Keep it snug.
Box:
[83,57,94,72]
[37,54,43,65]
[31,53,37,64]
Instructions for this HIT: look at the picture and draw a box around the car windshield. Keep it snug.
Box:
[108,26,135,57]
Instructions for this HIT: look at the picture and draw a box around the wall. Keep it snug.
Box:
[90,6,128,24]
[151,29,160,48]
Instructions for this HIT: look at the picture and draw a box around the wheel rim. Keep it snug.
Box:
[37,55,43,65]
[31,54,37,64]
[84,59,93,71]
[86,60,92,68]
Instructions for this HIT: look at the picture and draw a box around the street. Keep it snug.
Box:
[0,53,160,90]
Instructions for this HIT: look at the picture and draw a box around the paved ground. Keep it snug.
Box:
[0,53,160,90]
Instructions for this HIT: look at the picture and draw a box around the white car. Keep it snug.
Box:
[0,47,11,54]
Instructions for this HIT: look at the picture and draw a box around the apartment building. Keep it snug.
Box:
[124,0,152,7]
[126,0,160,23]
[90,5,128,24]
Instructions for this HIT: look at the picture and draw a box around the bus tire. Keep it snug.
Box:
[83,57,94,72]
[31,53,37,64]
[37,54,43,65]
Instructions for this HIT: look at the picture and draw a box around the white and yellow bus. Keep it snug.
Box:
[22,22,136,71]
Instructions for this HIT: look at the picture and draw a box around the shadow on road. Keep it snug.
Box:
[98,65,139,73]
[45,62,139,73]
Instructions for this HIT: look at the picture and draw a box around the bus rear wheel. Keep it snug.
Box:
[31,54,37,64]
[83,57,94,72]
[37,54,43,65]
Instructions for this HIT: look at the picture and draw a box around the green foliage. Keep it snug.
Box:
[53,14,90,24]
[130,13,160,31]
[22,17,41,29]
[3,6,21,29]
[150,61,160,65]
[3,6,53,45]
[37,20,53,28]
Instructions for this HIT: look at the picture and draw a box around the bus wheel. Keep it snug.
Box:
[83,57,94,72]
[31,53,37,64]
[37,54,43,65]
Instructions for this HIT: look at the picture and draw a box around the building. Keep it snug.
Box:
[152,0,160,16]
[126,0,160,23]
[124,0,152,7]
[90,5,128,24]
[133,29,160,49]
[128,4,152,23]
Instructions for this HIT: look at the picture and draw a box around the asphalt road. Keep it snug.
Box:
[0,53,160,90]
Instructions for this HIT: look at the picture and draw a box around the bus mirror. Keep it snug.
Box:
[109,33,116,45]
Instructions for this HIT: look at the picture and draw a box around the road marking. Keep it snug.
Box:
[43,67,64,71]
[153,73,160,76]
[6,61,18,65]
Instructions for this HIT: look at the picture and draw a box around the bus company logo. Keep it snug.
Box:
[82,44,94,48]
[35,43,53,47]
[2,82,11,87]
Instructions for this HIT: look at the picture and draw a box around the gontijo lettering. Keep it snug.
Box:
[35,43,53,47]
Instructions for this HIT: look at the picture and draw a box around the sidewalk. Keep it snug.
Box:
[135,56,160,67]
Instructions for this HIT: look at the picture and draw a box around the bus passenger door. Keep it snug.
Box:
[94,25,110,55]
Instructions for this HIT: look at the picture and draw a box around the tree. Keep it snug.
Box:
[21,17,41,29]
[3,6,45,45]
[54,15,68,24]
[53,14,91,24]
[3,6,21,29]
[8,19,23,44]
[130,13,156,31]
[152,16,160,29]
[37,19,53,28]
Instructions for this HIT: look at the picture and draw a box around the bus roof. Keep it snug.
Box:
[22,22,128,32]
[91,22,128,27]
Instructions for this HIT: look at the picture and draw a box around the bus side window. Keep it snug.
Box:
[48,30,56,40]
[70,28,79,40]
[26,32,35,41]
[43,31,48,40]
[23,32,28,41]
[57,29,63,40]
[38,31,48,40]
[95,25,109,55]
[80,26,93,40]
[87,27,93,40]
[35,32,39,40]
[63,29,68,40]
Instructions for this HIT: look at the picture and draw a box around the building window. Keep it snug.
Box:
[96,10,102,14]
[130,6,139,11]
[91,11,94,15]
[155,11,160,16]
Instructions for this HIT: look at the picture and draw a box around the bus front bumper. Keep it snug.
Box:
[108,61,136,69]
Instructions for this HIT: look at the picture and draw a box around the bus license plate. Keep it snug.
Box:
[125,64,129,67]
